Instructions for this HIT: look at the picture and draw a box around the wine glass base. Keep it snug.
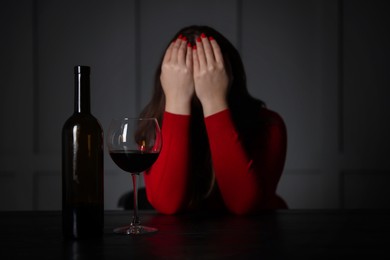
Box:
[113,225,158,235]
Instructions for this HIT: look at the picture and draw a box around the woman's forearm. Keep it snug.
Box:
[144,112,191,214]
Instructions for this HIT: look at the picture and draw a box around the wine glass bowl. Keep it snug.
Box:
[107,117,161,235]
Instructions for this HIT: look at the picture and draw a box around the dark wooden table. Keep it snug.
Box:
[0,210,389,259]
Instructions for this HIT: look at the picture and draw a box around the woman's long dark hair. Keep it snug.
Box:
[139,25,265,207]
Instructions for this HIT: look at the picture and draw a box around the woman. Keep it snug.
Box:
[140,25,287,215]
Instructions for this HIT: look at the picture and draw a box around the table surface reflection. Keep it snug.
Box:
[0,209,389,259]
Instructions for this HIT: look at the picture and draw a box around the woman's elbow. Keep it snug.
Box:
[152,203,183,215]
[224,194,261,216]
[226,203,258,216]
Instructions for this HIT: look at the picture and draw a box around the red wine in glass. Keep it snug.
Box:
[109,150,159,174]
[106,117,161,235]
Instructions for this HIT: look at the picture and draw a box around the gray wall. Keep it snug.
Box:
[0,0,389,210]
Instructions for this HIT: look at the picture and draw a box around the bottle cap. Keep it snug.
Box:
[74,65,90,74]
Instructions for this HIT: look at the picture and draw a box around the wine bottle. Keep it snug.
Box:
[62,65,104,239]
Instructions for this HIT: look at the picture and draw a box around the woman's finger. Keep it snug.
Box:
[209,37,224,65]
[162,42,174,64]
[195,36,207,69]
[192,45,199,75]
[200,33,215,66]
[177,36,187,65]
[170,34,182,63]
[186,43,193,69]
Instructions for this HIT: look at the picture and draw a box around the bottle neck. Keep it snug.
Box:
[74,69,91,114]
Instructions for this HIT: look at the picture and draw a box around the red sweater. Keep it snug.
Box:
[144,108,287,215]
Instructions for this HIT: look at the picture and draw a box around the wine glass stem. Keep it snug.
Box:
[131,173,140,227]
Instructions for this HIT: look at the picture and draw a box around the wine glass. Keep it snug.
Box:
[106,117,161,235]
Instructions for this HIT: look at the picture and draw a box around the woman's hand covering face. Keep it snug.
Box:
[160,35,194,115]
[192,34,229,117]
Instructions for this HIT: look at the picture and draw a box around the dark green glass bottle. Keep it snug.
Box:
[62,66,104,239]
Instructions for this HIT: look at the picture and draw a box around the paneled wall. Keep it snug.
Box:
[0,0,389,210]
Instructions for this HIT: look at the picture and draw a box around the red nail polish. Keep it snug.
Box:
[187,42,192,48]
[178,34,183,39]
[182,36,187,41]
[209,36,214,41]
[192,45,197,50]
[201,33,206,38]
[196,37,201,42]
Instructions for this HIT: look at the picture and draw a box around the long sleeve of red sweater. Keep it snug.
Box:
[144,112,191,214]
[144,108,287,215]
[204,109,287,214]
